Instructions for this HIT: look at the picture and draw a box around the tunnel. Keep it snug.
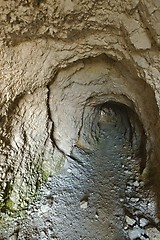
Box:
[47,56,160,239]
[1,56,160,240]
[0,0,160,239]
[96,101,147,171]
[65,100,149,239]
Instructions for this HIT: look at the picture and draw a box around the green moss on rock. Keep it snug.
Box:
[5,198,17,212]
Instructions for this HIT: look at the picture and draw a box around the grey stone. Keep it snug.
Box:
[133,181,139,187]
[125,216,136,226]
[40,205,50,213]
[139,218,149,228]
[146,227,160,240]
[80,200,88,209]
[128,226,144,240]
[128,229,141,240]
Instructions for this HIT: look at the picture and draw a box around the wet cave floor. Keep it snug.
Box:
[2,107,160,240]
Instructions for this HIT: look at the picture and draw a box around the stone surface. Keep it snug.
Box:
[0,108,147,239]
[128,228,141,240]
[0,0,160,239]
[146,227,160,240]
[139,218,149,228]
[125,216,136,226]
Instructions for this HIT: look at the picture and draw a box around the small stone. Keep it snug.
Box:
[128,226,144,240]
[130,197,139,202]
[146,227,160,239]
[80,201,88,209]
[95,212,99,219]
[80,195,89,209]
[40,204,50,213]
[127,156,132,160]
[125,216,136,226]
[133,181,139,187]
[67,168,72,173]
[124,170,132,175]
[128,229,141,240]
[139,218,149,227]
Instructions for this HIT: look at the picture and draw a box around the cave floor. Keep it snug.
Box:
[1,120,160,240]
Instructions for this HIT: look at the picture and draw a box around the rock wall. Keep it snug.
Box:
[0,0,160,219]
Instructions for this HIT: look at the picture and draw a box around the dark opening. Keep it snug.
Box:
[97,101,147,174]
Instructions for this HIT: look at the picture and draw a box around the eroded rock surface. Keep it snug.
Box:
[0,0,160,239]
[1,103,159,239]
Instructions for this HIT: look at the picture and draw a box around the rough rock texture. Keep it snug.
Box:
[0,105,157,240]
[0,0,160,230]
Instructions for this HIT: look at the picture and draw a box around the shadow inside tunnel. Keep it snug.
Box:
[72,101,158,239]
